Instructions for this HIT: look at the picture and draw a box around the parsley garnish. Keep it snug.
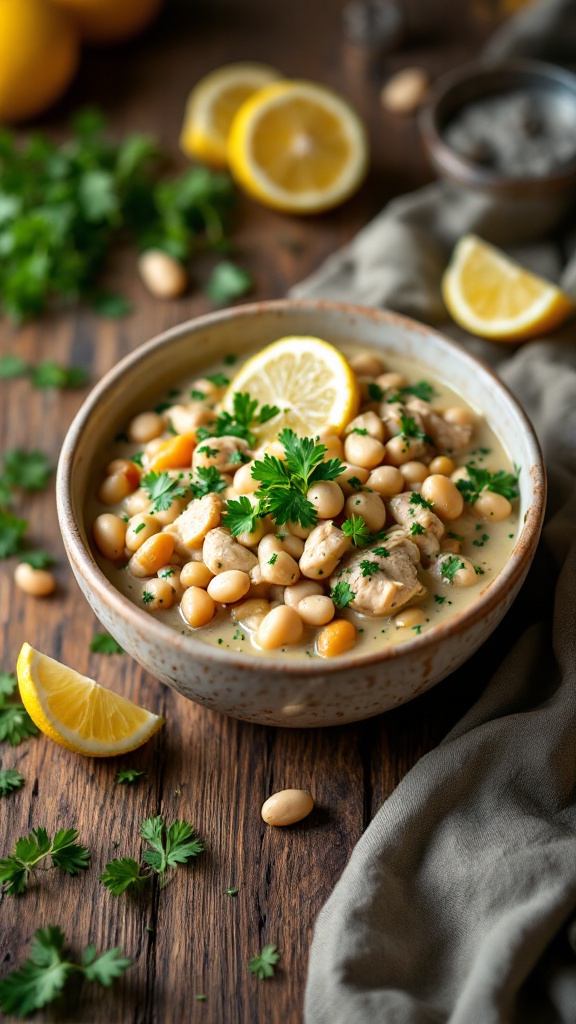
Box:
[0,355,28,378]
[341,515,371,547]
[190,389,207,401]
[142,471,186,512]
[268,553,278,565]
[410,492,433,510]
[368,382,384,402]
[100,815,204,896]
[372,545,390,558]
[222,496,261,537]
[2,450,52,492]
[142,590,154,605]
[0,673,38,746]
[434,594,446,604]
[351,427,368,435]
[90,632,124,655]
[18,550,55,570]
[347,476,364,491]
[206,373,230,388]
[206,261,253,306]
[189,466,227,499]
[0,768,24,798]
[398,413,429,443]
[248,945,280,980]
[456,464,520,505]
[401,380,435,403]
[159,567,175,578]
[0,828,90,896]
[0,356,89,389]
[439,556,466,583]
[359,560,381,577]
[116,769,145,785]
[0,926,131,1018]
[197,391,280,447]
[252,429,344,528]
[410,522,425,536]
[330,581,356,608]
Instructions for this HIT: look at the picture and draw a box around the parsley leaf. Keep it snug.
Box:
[252,429,344,528]
[0,827,90,896]
[0,926,131,1018]
[142,471,186,512]
[0,768,24,797]
[90,632,124,655]
[99,857,148,896]
[141,816,205,874]
[248,945,280,980]
[18,551,55,570]
[398,413,429,443]
[330,581,355,608]
[116,768,145,785]
[222,496,261,537]
[0,671,17,697]
[0,681,38,746]
[0,355,28,378]
[341,515,371,547]
[198,391,280,447]
[189,466,227,499]
[456,463,520,504]
[206,261,253,305]
[359,560,382,577]
[2,450,52,491]
[30,361,90,389]
[371,545,390,558]
[0,510,28,558]
[410,522,425,536]
[401,380,435,403]
[439,556,466,583]
[410,492,433,511]
[368,382,384,402]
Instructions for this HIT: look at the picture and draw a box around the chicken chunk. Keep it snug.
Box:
[202,527,258,575]
[405,397,472,454]
[299,521,352,579]
[166,494,222,552]
[388,491,444,564]
[331,534,425,617]
[192,435,251,474]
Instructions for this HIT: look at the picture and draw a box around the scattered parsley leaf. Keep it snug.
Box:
[206,373,230,388]
[30,361,90,389]
[0,355,28,379]
[0,510,28,559]
[0,671,17,697]
[142,590,154,606]
[456,464,520,504]
[359,560,381,578]
[401,380,435,402]
[190,389,207,401]
[252,429,344,528]
[368,382,384,402]
[0,926,131,1018]
[90,632,124,655]
[198,391,280,447]
[116,769,145,785]
[190,466,227,499]
[410,492,433,510]
[341,514,371,547]
[0,768,24,797]
[0,683,38,746]
[248,945,280,980]
[347,476,364,491]
[0,827,90,896]
[398,413,429,443]
[91,292,133,319]
[439,556,466,583]
[371,545,390,558]
[18,551,55,570]
[99,857,148,896]
[2,450,52,491]
[142,471,186,512]
[141,816,205,874]
[223,353,237,365]
[410,522,425,536]
[222,496,261,537]
[206,261,253,305]
[226,887,239,896]
[434,594,446,604]
[268,553,278,566]
[330,581,355,608]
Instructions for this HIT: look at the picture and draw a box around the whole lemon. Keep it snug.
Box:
[50,0,163,43]
[0,0,79,123]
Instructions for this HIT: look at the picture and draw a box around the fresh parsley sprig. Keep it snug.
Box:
[252,429,345,528]
[100,815,204,896]
[439,556,466,583]
[341,515,371,547]
[248,945,280,980]
[189,465,227,499]
[456,464,520,505]
[0,768,24,798]
[142,471,187,513]
[196,391,280,447]
[0,356,89,389]
[116,769,145,786]
[0,827,90,896]
[90,632,124,655]
[222,496,261,537]
[0,926,131,1019]
[0,673,38,746]
[330,581,356,609]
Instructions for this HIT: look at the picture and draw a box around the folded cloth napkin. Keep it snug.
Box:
[291,2,576,1022]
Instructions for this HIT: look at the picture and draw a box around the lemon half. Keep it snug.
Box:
[180,62,282,168]
[223,336,360,444]
[17,643,164,757]
[227,79,369,214]
[442,234,573,342]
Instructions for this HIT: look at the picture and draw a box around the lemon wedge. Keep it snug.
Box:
[180,61,282,168]
[223,336,360,444]
[17,642,164,757]
[442,234,573,342]
[227,79,369,213]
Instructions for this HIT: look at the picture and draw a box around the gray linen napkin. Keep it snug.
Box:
[291,3,576,1022]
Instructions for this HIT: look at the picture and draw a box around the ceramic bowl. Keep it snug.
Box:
[419,59,576,242]
[56,300,545,728]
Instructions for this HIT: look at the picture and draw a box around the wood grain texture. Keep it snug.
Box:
[0,2,493,1021]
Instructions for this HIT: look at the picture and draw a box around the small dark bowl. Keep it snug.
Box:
[419,58,576,237]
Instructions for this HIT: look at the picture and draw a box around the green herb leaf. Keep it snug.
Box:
[91,291,133,319]
[141,816,205,874]
[359,560,381,578]
[0,827,89,896]
[456,463,520,504]
[206,261,253,305]
[222,496,261,537]
[252,429,344,528]
[401,380,435,403]
[330,581,355,608]
[142,471,186,512]
[18,550,55,570]
[99,857,148,896]
[0,698,38,746]
[341,515,371,547]
[0,671,17,697]
[248,944,280,980]
[0,510,28,559]
[2,450,52,491]
[0,768,24,797]
[190,466,227,499]
[30,361,90,389]
[116,768,145,785]
[0,355,28,378]
[90,632,124,655]
[439,556,466,583]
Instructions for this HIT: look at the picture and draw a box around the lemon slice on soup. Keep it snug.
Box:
[442,234,573,342]
[227,80,369,213]
[17,643,164,757]
[223,336,360,444]
[180,61,282,168]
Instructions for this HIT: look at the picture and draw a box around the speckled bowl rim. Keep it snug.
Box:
[56,299,546,678]
[419,58,576,197]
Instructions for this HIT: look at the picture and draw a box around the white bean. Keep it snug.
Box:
[261,789,314,826]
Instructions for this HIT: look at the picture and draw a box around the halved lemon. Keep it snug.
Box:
[227,79,369,214]
[180,61,282,168]
[17,643,164,757]
[223,336,360,444]
[442,234,573,342]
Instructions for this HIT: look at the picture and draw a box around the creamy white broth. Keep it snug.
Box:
[88,344,520,661]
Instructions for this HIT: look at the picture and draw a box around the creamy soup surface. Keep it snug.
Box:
[88,342,521,661]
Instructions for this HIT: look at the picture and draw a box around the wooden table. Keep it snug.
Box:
[1,2,496,1020]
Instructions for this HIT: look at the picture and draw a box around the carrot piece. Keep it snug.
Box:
[147,432,196,472]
